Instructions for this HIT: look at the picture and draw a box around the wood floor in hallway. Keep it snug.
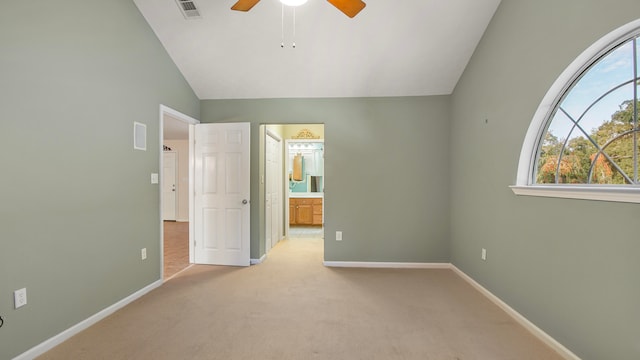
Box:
[163,221,190,280]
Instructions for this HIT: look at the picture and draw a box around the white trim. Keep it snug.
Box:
[188,124,195,264]
[323,261,451,269]
[511,185,640,203]
[13,280,162,360]
[451,266,581,360]
[514,19,640,203]
[159,105,200,281]
[160,105,200,126]
[251,254,267,265]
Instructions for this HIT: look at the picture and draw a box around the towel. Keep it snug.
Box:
[292,154,303,181]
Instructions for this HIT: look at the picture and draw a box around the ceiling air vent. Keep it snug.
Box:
[176,0,201,19]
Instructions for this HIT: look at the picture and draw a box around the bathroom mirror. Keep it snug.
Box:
[288,141,324,193]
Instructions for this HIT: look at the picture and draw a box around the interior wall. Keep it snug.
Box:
[163,140,190,221]
[0,1,200,358]
[450,1,640,359]
[201,96,451,262]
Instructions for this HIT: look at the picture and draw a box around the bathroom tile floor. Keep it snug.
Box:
[289,226,324,238]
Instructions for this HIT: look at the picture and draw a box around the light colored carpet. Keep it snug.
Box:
[39,238,564,360]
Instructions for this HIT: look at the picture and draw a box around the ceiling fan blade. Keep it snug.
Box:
[231,0,261,12]
[326,0,366,18]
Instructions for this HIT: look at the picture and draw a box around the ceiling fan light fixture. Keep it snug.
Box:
[280,0,307,6]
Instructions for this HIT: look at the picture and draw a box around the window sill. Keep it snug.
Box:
[510,185,640,204]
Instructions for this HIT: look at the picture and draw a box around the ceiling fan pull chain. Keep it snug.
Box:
[281,3,285,48]
[292,7,296,48]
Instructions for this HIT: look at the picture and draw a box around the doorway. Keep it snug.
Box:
[263,124,325,258]
[160,105,198,280]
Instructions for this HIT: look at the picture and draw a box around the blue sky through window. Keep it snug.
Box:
[547,39,636,141]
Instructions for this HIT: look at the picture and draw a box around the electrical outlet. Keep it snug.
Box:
[481,248,487,261]
[141,248,147,260]
[336,231,342,241]
[14,288,27,309]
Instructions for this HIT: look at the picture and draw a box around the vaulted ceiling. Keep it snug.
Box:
[134,0,501,100]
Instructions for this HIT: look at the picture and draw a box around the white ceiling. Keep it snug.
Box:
[134,0,501,100]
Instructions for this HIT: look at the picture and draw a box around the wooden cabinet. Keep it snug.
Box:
[290,198,323,226]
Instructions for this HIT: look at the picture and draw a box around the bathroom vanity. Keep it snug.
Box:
[289,193,323,226]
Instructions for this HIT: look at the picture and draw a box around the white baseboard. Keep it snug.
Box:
[250,254,267,265]
[14,280,163,360]
[323,261,450,269]
[450,265,581,360]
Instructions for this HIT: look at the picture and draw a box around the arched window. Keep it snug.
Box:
[513,19,640,203]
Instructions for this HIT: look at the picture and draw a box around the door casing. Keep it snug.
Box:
[159,105,199,280]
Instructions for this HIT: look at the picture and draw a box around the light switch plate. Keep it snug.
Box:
[14,288,27,309]
[151,173,159,184]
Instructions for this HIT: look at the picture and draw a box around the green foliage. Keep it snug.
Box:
[537,100,640,184]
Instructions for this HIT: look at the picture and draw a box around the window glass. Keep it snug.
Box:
[535,37,640,184]
[637,38,640,75]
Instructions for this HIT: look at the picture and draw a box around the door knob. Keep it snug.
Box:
[242,199,248,205]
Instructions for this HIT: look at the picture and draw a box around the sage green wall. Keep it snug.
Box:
[450,1,640,359]
[200,97,451,263]
[0,1,199,358]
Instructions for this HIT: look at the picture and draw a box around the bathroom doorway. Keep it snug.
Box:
[264,124,324,254]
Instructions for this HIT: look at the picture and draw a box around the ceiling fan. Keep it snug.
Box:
[231,0,366,18]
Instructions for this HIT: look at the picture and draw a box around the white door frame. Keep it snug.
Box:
[159,105,199,280]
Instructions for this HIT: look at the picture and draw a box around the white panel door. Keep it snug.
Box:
[162,152,177,221]
[265,140,273,252]
[194,123,250,266]
[265,133,282,251]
